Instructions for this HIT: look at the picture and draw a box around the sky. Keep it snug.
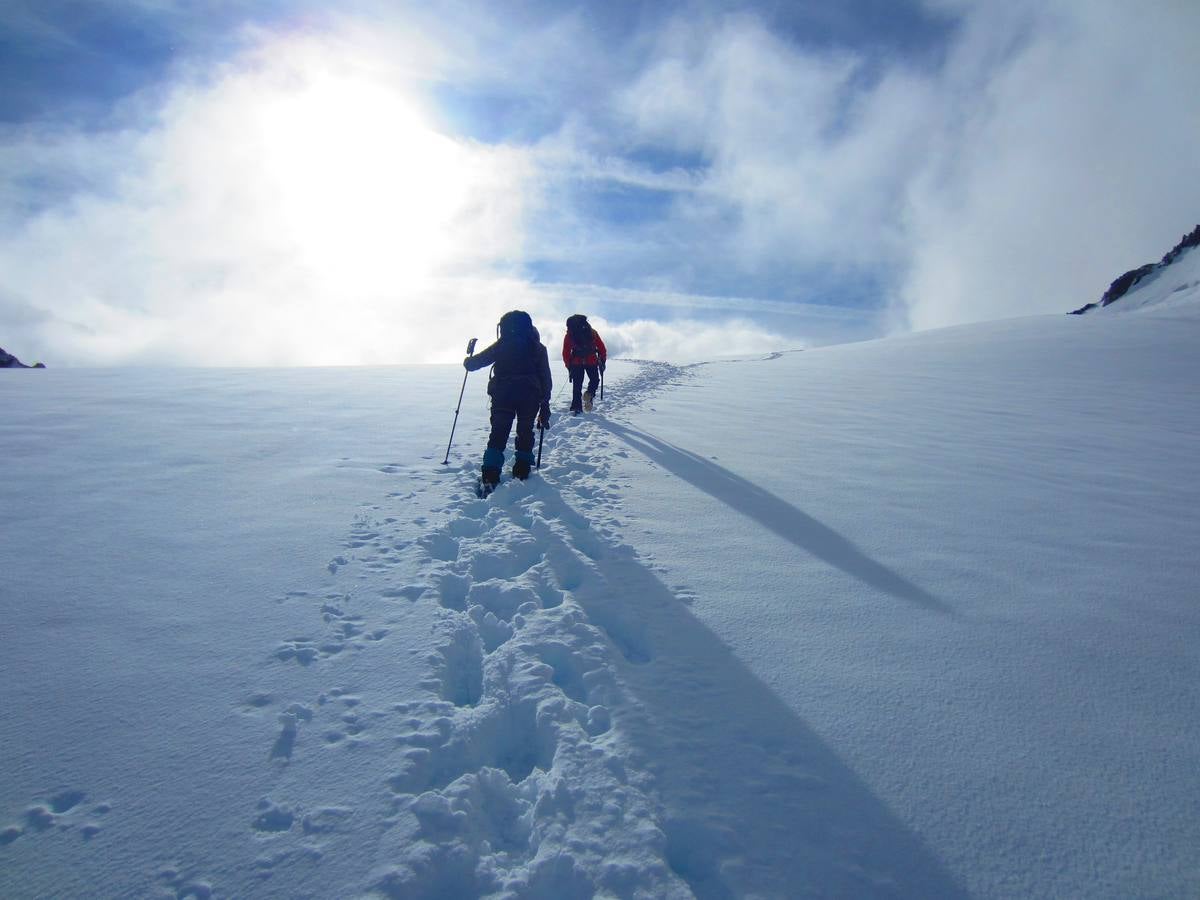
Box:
[1,0,1198,366]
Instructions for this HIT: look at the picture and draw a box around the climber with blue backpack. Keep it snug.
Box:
[463,310,553,494]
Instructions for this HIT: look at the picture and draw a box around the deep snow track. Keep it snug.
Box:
[253,359,961,898]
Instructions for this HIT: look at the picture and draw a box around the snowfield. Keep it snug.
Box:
[2,257,1199,898]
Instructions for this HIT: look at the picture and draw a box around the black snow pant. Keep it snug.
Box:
[568,364,599,412]
[482,378,540,483]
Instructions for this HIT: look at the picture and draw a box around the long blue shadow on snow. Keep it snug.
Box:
[598,419,951,615]
[507,479,968,899]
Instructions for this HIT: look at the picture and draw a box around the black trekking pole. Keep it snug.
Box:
[536,425,545,469]
[599,368,604,401]
[442,337,477,465]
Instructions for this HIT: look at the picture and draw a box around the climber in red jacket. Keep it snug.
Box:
[561,314,607,414]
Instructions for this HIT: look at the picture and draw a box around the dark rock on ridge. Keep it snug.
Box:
[1070,224,1200,314]
[1,346,45,368]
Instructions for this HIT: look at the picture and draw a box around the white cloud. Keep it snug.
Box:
[614,14,946,275]
[4,1,1198,366]
[0,23,534,365]
[610,2,1200,332]
[898,0,1200,329]
[578,315,788,363]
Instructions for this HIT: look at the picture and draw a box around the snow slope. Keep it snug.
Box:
[2,294,1198,898]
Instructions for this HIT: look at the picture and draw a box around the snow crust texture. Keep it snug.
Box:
[3,285,1199,899]
[280,359,883,899]
[266,359,959,899]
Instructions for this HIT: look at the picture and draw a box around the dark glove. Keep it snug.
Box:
[538,404,551,429]
[599,360,606,373]
[463,358,471,369]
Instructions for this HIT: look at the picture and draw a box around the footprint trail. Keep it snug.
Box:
[247,360,928,897]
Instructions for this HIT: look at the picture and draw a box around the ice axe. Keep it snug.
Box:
[442,337,477,465]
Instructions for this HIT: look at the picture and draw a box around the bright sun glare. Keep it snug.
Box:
[160,33,529,363]
[253,66,475,291]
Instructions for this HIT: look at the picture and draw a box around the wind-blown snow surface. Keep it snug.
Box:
[3,293,1199,897]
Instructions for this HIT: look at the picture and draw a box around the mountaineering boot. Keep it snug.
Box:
[479,448,504,497]
[512,449,534,480]
[480,465,501,496]
[583,390,594,412]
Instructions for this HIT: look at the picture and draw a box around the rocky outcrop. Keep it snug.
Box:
[1,346,45,368]
[1071,225,1200,314]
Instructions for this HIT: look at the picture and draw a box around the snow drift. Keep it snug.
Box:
[2,285,1198,897]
